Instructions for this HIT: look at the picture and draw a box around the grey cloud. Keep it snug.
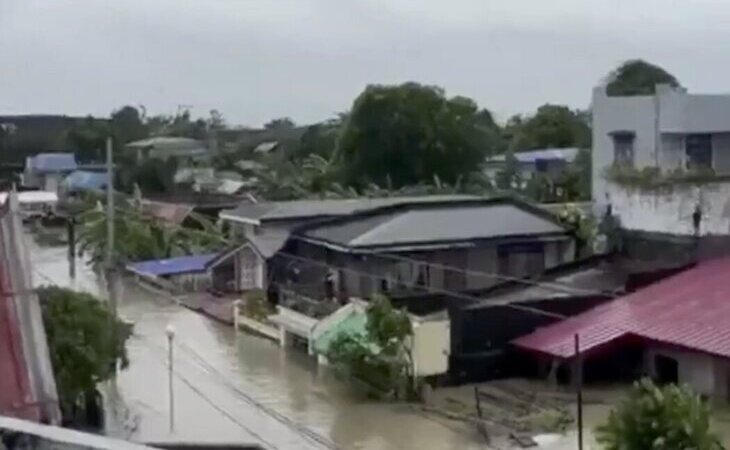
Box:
[2,0,730,126]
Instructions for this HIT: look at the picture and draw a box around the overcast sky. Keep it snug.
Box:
[2,0,730,127]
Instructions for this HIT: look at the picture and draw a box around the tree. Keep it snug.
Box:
[557,148,591,201]
[495,151,522,190]
[39,286,131,421]
[65,116,111,162]
[335,83,498,188]
[606,59,681,97]
[76,197,228,267]
[264,117,296,130]
[327,295,414,398]
[596,378,722,450]
[507,104,590,152]
[110,106,147,144]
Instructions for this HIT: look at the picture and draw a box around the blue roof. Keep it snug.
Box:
[63,171,107,192]
[487,148,580,164]
[126,254,217,277]
[31,153,78,173]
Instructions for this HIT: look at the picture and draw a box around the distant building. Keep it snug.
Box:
[125,137,208,162]
[484,147,580,185]
[22,153,78,192]
[592,84,730,237]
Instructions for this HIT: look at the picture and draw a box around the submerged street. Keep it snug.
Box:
[29,236,485,450]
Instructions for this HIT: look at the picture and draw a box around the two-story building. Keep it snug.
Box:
[592,84,730,238]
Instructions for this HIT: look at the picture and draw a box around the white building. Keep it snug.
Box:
[592,84,730,235]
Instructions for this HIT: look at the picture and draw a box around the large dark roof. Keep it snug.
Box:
[219,195,478,224]
[298,198,569,250]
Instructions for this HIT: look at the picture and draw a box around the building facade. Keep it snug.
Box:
[592,84,730,235]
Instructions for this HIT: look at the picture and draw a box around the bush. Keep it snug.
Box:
[596,378,722,450]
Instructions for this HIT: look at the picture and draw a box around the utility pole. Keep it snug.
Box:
[574,333,583,450]
[67,216,75,280]
[166,324,176,433]
[105,137,117,317]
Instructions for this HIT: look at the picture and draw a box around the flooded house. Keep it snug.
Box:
[217,196,578,379]
[514,257,730,402]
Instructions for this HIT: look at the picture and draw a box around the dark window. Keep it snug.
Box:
[686,134,713,170]
[497,243,545,278]
[612,133,635,166]
[535,159,549,173]
[654,354,679,384]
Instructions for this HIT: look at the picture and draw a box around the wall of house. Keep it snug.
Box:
[645,346,730,400]
[592,87,657,205]
[411,318,450,377]
[607,181,730,235]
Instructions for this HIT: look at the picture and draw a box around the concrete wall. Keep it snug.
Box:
[646,346,730,401]
[592,85,730,209]
[607,181,730,235]
[411,318,450,377]
[592,87,657,204]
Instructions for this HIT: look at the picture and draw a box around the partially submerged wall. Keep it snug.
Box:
[607,181,730,236]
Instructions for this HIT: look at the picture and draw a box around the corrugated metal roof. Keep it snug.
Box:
[220,195,479,224]
[513,257,730,359]
[127,254,217,277]
[301,203,567,249]
[30,153,77,173]
[140,200,193,225]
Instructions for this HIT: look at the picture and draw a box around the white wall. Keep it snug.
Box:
[646,346,730,400]
[592,87,657,205]
[411,319,450,377]
[607,181,730,235]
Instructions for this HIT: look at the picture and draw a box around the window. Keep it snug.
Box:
[686,134,713,170]
[612,133,635,166]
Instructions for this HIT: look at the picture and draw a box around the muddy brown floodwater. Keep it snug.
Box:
[30,237,487,450]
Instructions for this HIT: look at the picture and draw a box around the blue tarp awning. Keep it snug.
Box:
[126,254,217,277]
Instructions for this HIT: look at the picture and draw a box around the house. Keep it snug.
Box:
[126,254,218,293]
[125,137,208,162]
[281,197,576,302]
[22,153,78,192]
[513,257,730,401]
[218,195,489,292]
[484,147,580,184]
[0,191,58,220]
[592,84,730,236]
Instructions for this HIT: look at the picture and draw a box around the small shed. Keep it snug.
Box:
[127,254,217,293]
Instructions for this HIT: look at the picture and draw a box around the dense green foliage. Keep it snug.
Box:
[77,196,227,267]
[506,104,590,152]
[326,296,414,398]
[596,379,721,450]
[606,59,681,97]
[39,286,132,416]
[335,83,499,188]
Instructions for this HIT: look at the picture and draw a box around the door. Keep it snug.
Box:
[654,354,679,384]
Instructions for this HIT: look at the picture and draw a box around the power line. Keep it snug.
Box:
[145,341,280,450]
[288,235,617,298]
[175,340,340,450]
[273,250,566,320]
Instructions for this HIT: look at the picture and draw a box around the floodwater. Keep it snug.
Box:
[29,236,486,450]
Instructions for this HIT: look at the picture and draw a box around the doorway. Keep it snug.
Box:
[654,354,679,384]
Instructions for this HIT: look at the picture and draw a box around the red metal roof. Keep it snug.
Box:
[513,257,730,359]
